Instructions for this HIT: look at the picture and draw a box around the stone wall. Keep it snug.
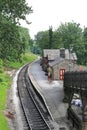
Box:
[52,60,79,80]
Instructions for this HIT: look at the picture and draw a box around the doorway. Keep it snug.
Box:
[59,69,65,80]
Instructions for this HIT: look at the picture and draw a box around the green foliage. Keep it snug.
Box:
[22,53,38,62]
[0,112,9,130]
[56,22,83,48]
[0,70,11,130]
[0,52,37,129]
[0,0,32,24]
[0,59,3,73]
[0,19,22,61]
[4,52,38,69]
[35,21,83,51]
[0,59,3,67]
[0,0,32,62]
[0,20,31,61]
[29,38,34,52]
[35,21,87,65]
[0,85,10,130]
[19,26,30,51]
[35,31,49,51]
[56,22,84,64]
[82,27,87,65]
[52,31,63,48]
[0,1,34,124]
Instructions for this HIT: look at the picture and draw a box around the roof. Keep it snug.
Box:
[49,57,64,67]
[43,49,60,60]
[43,49,77,61]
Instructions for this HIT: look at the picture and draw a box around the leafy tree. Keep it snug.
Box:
[0,0,32,61]
[82,27,87,65]
[56,22,84,64]
[19,27,31,52]
[1,0,32,24]
[29,38,34,52]
[0,18,22,61]
[35,21,87,65]
[56,22,83,49]
[35,31,49,50]
[52,31,63,49]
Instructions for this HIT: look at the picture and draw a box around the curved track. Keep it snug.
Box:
[17,64,54,130]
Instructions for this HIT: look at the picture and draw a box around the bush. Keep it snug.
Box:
[0,59,3,68]
[4,52,38,69]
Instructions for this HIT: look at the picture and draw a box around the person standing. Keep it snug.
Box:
[47,65,52,82]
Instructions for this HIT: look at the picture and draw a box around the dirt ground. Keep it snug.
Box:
[5,89,16,130]
[5,70,17,130]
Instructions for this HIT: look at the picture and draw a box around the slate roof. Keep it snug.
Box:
[42,49,77,68]
[49,57,64,67]
[43,49,77,61]
[43,49,60,60]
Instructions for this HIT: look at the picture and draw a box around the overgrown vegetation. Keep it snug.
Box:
[0,1,87,129]
[34,21,87,65]
[0,53,38,130]
[0,1,38,129]
[0,59,11,130]
[0,0,32,61]
[4,53,38,69]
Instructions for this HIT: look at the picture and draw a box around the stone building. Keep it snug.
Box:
[42,48,78,80]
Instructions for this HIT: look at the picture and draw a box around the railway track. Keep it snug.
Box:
[17,64,54,130]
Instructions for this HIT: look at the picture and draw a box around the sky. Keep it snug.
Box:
[21,0,87,39]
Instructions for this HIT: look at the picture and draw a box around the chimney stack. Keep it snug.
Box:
[60,48,65,58]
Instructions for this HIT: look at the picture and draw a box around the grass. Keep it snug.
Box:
[0,52,38,130]
[0,72,11,130]
[0,112,9,130]
[5,52,38,69]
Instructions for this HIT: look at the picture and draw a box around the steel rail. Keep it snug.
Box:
[17,64,54,130]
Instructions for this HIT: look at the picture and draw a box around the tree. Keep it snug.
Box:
[49,26,53,49]
[52,31,63,49]
[1,0,32,24]
[82,27,87,65]
[35,31,49,50]
[0,19,22,61]
[35,21,87,65]
[56,22,83,49]
[56,22,84,64]
[19,27,31,52]
[0,0,32,61]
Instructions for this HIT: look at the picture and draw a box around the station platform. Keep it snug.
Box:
[28,59,71,130]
